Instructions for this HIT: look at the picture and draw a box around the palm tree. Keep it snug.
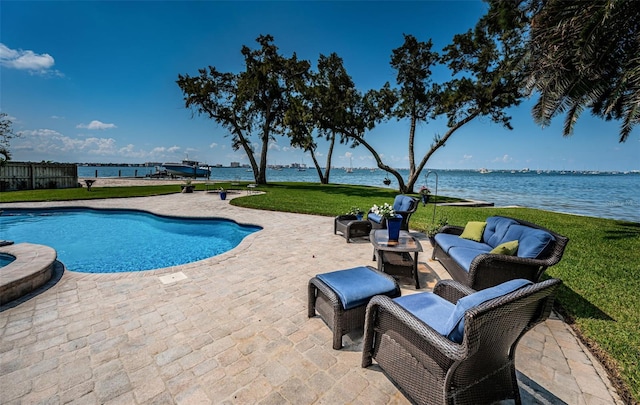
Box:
[524,0,640,142]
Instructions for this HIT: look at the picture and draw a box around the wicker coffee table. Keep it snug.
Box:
[370,229,423,288]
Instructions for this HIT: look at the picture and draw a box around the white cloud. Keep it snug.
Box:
[0,43,61,76]
[209,142,218,148]
[76,120,117,130]
[492,154,512,163]
[118,144,148,159]
[2,113,19,123]
[268,142,281,151]
[85,137,118,155]
[151,147,168,154]
[344,151,353,158]
[463,154,473,160]
[149,145,181,157]
[15,129,117,155]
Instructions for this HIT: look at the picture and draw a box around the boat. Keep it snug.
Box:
[479,168,491,174]
[162,159,211,178]
[345,157,353,173]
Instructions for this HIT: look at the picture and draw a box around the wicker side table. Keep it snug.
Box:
[334,215,372,243]
[308,266,400,349]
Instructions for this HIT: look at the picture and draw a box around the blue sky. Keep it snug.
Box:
[1,1,638,171]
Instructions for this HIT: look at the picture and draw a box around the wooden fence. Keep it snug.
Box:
[0,162,78,191]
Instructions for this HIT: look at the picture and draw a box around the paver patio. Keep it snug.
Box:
[0,192,622,404]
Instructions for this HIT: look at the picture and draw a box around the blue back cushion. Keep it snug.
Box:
[503,225,555,258]
[394,292,455,336]
[443,279,533,343]
[368,212,403,224]
[483,216,519,247]
[316,266,398,310]
[393,195,414,212]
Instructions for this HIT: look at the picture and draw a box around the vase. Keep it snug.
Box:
[387,217,402,242]
[220,191,227,200]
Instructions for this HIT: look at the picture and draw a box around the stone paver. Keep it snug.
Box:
[0,193,623,404]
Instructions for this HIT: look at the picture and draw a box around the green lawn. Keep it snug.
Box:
[2,182,638,402]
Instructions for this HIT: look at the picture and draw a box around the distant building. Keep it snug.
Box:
[230,162,241,168]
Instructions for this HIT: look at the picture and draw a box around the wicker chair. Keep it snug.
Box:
[362,278,562,405]
[368,195,419,231]
[432,216,569,290]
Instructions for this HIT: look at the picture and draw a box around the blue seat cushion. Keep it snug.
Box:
[443,279,533,343]
[483,216,519,247]
[502,225,555,258]
[316,266,398,310]
[434,233,491,254]
[368,212,403,224]
[448,246,491,272]
[393,195,415,212]
[394,292,455,336]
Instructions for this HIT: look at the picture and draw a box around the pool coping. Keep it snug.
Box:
[0,242,57,305]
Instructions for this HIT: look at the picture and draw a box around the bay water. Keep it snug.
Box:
[78,165,640,223]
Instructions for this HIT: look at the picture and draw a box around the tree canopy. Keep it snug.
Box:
[0,113,17,165]
[177,0,638,191]
[338,1,529,193]
[284,53,363,184]
[177,35,310,184]
[524,0,640,142]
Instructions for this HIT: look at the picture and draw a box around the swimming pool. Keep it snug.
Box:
[0,253,16,268]
[0,208,261,273]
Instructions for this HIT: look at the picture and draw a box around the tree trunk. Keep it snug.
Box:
[346,110,480,194]
[234,128,261,184]
[310,150,327,184]
[323,133,336,184]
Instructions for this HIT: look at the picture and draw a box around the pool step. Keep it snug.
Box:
[0,243,57,306]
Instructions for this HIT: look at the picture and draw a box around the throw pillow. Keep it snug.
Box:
[490,240,519,255]
[459,221,487,242]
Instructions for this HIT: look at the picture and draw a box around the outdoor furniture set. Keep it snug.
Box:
[314,198,569,403]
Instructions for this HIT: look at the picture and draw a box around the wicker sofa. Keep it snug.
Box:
[432,216,569,290]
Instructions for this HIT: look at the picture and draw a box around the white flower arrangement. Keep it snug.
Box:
[370,203,396,219]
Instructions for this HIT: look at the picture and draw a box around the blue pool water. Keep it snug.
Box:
[0,208,261,273]
[0,253,16,267]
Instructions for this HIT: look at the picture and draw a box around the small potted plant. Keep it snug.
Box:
[181,179,195,193]
[419,186,431,206]
[219,187,227,200]
[347,206,364,221]
[371,203,401,241]
[426,217,448,246]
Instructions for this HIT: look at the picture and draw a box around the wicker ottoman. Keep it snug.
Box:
[308,266,401,349]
